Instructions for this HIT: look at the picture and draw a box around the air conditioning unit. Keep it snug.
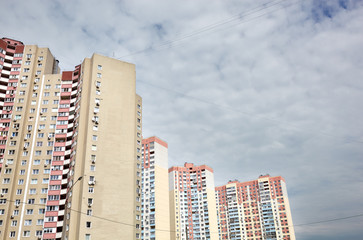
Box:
[9,136,13,139]
[15,204,19,208]
[23,147,27,150]
[10,215,14,219]
[91,159,96,164]
[44,163,48,167]
[96,102,100,106]
[88,180,96,185]
[0,193,4,197]
[48,137,51,140]
[88,203,92,207]
[39,112,43,115]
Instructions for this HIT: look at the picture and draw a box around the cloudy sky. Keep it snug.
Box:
[2,0,363,239]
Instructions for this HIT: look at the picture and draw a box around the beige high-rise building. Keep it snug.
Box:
[141,136,170,240]
[0,37,142,240]
[169,163,219,240]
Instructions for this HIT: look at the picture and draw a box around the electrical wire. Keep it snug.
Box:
[5,199,363,234]
[138,80,363,145]
[116,0,298,59]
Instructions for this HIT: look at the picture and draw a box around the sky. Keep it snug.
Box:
[1,0,363,239]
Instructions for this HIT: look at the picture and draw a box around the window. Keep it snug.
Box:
[3,178,10,184]
[88,187,94,193]
[53,100,59,104]
[26,209,33,215]
[90,165,95,171]
[92,135,98,141]
[31,179,38,184]
[32,169,39,175]
[85,234,91,240]
[97,73,102,78]
[29,189,36,194]
[10,231,16,237]
[86,221,92,228]
[16,189,22,195]
[97,65,102,70]
[23,230,30,236]
[24,68,30,72]
[34,159,40,165]
[87,209,92,216]
[38,133,44,138]
[55,84,61,89]
[91,145,97,151]
[11,220,17,226]
[44,92,50,97]
[96,81,101,87]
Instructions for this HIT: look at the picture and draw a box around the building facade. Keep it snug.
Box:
[169,163,219,240]
[215,175,295,240]
[141,136,170,240]
[0,37,142,240]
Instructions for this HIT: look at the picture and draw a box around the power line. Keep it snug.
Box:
[138,80,363,145]
[5,199,363,234]
[294,213,363,227]
[116,0,297,59]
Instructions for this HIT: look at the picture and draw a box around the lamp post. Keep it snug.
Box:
[62,175,84,240]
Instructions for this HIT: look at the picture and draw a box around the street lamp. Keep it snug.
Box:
[62,175,84,240]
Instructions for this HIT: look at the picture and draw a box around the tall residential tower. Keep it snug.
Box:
[215,175,296,240]
[0,37,142,240]
[169,163,219,240]
[141,136,170,240]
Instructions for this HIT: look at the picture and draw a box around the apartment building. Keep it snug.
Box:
[141,136,170,240]
[169,163,219,240]
[0,37,142,240]
[215,175,295,240]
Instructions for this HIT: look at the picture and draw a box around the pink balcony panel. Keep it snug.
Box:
[43,233,56,239]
